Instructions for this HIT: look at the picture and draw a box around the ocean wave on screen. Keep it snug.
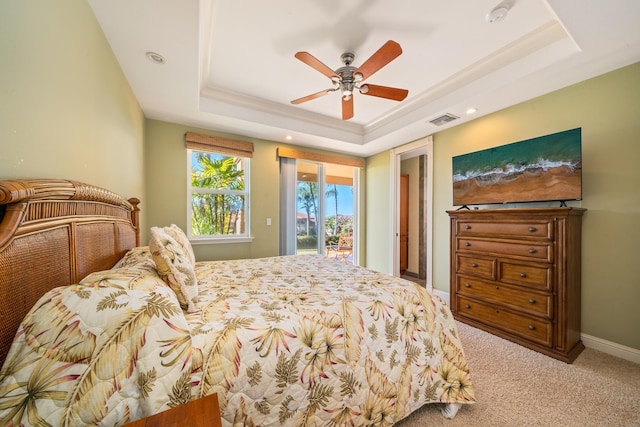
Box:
[453,158,581,184]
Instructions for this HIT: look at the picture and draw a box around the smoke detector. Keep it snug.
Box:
[487,1,512,23]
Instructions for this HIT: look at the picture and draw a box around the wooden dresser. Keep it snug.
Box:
[448,207,586,363]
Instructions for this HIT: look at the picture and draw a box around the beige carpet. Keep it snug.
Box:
[396,322,640,427]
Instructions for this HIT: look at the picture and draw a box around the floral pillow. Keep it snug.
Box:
[149,225,198,312]
[112,246,156,272]
[164,224,196,265]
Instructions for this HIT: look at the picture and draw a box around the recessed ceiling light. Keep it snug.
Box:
[466,107,478,115]
[145,51,166,64]
[285,135,293,141]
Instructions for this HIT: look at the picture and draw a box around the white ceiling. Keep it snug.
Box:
[88,0,640,157]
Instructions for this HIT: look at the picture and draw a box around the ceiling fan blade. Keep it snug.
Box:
[360,84,408,101]
[294,52,339,79]
[291,89,333,105]
[354,40,403,81]
[342,96,354,120]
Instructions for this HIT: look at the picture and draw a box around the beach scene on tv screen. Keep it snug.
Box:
[453,128,582,206]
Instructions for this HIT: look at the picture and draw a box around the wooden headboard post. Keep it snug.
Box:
[0,179,140,367]
[129,197,141,246]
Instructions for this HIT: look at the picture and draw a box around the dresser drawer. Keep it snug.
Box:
[456,296,553,347]
[456,255,495,280]
[457,238,552,262]
[456,275,552,318]
[456,219,553,239]
[499,262,552,290]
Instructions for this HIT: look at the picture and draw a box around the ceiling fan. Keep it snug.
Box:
[291,40,409,120]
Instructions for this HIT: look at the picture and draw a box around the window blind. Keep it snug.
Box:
[279,157,297,256]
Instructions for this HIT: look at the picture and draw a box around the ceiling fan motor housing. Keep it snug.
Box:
[336,53,366,99]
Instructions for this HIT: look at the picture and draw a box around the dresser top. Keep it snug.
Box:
[447,207,586,217]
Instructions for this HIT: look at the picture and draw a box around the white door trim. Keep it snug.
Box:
[389,136,434,290]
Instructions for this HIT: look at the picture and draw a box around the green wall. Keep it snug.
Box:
[145,120,280,260]
[366,62,640,350]
[0,0,146,235]
[145,119,366,263]
[364,151,392,271]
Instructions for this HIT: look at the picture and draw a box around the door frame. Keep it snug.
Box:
[389,136,434,290]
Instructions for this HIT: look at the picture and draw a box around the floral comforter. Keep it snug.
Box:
[0,252,474,426]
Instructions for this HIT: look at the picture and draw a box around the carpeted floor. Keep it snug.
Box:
[396,322,640,427]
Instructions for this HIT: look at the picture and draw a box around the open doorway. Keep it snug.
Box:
[389,136,433,291]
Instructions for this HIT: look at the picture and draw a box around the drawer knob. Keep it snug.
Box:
[520,272,527,278]
[465,304,471,309]
[528,325,536,331]
[529,298,536,304]
[528,227,537,232]
[495,309,500,314]
[495,286,500,290]
[529,248,537,254]
[465,242,471,247]
[465,283,471,288]
[471,263,478,268]
[465,225,471,230]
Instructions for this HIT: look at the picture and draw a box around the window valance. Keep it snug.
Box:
[277,147,364,168]
[185,132,254,158]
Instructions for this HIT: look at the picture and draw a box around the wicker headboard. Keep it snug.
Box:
[0,179,140,367]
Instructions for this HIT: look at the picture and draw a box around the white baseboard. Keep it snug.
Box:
[580,333,640,364]
[434,290,640,365]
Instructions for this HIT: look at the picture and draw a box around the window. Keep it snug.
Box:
[185,132,253,243]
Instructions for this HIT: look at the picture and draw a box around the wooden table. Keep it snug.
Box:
[123,393,222,427]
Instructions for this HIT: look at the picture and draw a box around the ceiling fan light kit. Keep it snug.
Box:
[291,40,409,120]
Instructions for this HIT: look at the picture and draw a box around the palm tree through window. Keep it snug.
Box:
[188,150,250,239]
[296,161,355,261]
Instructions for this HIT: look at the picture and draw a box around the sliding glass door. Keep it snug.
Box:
[295,161,357,262]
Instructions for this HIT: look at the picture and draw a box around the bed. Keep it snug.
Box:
[0,179,475,426]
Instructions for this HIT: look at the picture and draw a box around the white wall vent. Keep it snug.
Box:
[429,113,459,126]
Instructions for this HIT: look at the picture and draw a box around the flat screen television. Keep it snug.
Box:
[452,128,582,206]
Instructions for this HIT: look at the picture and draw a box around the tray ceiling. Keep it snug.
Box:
[89,0,640,156]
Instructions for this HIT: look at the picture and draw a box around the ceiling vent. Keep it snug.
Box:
[429,113,459,126]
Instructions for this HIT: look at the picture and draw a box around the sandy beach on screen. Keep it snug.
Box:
[453,165,581,205]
